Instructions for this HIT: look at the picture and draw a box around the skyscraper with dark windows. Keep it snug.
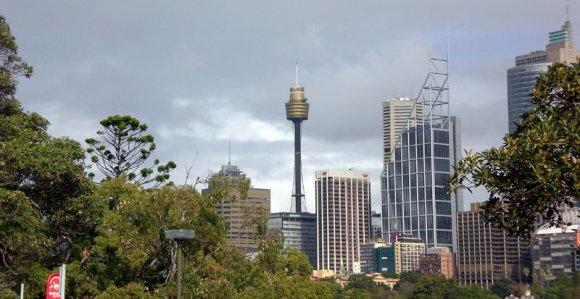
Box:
[507,10,579,133]
[381,55,462,252]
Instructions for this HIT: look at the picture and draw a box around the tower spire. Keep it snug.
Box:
[295,61,299,86]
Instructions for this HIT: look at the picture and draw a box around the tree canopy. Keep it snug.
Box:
[85,115,176,188]
[451,62,580,236]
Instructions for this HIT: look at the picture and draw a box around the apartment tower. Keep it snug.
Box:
[456,202,530,288]
[316,169,371,273]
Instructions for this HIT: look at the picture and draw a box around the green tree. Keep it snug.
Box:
[451,62,580,236]
[0,18,98,296]
[490,278,517,298]
[0,15,32,99]
[447,285,500,299]
[85,115,176,188]
[345,274,377,295]
[411,274,457,299]
[236,276,333,299]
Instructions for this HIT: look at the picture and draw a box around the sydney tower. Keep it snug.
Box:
[285,75,309,213]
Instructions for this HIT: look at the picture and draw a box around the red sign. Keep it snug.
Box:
[46,273,60,299]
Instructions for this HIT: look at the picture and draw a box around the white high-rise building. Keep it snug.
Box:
[382,98,423,168]
[315,169,371,274]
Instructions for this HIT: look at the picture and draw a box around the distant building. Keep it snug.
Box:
[507,13,580,133]
[531,224,580,281]
[268,212,316,268]
[316,169,371,274]
[371,211,383,239]
[382,117,462,250]
[360,240,396,274]
[382,97,423,167]
[395,234,426,274]
[420,247,455,279]
[381,56,463,252]
[203,163,270,254]
[456,202,530,288]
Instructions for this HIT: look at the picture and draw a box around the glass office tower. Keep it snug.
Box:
[381,55,461,252]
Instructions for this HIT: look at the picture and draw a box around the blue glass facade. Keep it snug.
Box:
[507,63,549,133]
[382,121,458,251]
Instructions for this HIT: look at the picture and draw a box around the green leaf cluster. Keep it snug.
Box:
[85,115,176,188]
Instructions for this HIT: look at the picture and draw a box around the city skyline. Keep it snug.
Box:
[2,1,578,213]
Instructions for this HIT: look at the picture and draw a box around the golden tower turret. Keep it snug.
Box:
[285,85,309,121]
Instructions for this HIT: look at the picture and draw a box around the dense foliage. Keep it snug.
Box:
[451,62,579,236]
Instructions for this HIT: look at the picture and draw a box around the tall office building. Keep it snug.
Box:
[316,169,371,273]
[382,98,423,167]
[381,55,462,251]
[268,69,317,267]
[456,202,530,288]
[507,11,580,133]
[203,163,270,254]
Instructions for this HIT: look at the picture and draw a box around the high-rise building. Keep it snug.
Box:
[268,212,317,267]
[382,98,423,167]
[456,202,530,288]
[268,69,317,268]
[420,247,455,279]
[203,163,270,254]
[531,224,580,281]
[507,11,579,133]
[381,55,462,251]
[316,169,371,274]
[395,233,426,274]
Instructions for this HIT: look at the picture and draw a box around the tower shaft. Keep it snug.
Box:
[293,120,303,213]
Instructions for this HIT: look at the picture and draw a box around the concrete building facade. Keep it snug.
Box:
[316,169,371,274]
[456,202,530,288]
[204,163,270,254]
[382,98,423,167]
[395,234,426,274]
[531,224,580,281]
[420,246,455,279]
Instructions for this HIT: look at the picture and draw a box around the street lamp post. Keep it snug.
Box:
[165,229,195,299]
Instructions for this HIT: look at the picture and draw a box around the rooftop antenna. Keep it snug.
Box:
[295,61,299,86]
[566,1,570,22]
[228,139,231,166]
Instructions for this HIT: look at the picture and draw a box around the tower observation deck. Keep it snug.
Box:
[285,82,309,213]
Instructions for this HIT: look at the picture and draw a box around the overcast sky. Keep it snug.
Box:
[3,0,578,212]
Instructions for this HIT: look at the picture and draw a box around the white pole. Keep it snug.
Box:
[19,283,23,299]
[59,264,66,298]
